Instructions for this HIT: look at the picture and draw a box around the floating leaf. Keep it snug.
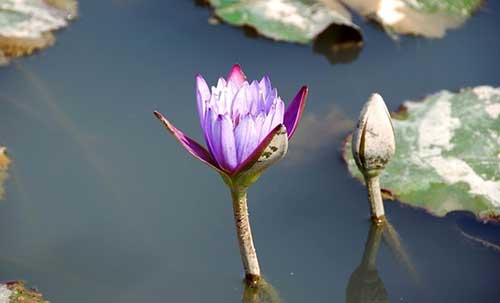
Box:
[0,147,10,200]
[342,0,483,38]
[207,0,362,44]
[343,86,500,221]
[204,0,482,45]
[0,0,78,65]
[4,281,49,303]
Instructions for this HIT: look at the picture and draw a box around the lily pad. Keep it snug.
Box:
[342,0,483,38]
[343,86,500,221]
[207,0,362,44]
[0,0,78,65]
[0,147,10,200]
[204,0,482,44]
[2,282,49,303]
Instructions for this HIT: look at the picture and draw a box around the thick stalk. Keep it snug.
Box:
[231,187,261,283]
[365,175,385,221]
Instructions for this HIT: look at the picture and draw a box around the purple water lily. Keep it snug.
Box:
[154,65,307,283]
[154,64,307,177]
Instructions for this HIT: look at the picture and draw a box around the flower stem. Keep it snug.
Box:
[230,187,261,284]
[365,175,385,222]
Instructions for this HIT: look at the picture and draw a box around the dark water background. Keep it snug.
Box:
[0,0,500,302]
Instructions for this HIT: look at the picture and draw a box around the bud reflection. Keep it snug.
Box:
[346,223,388,303]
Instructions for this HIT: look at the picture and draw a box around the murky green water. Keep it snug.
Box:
[0,1,499,302]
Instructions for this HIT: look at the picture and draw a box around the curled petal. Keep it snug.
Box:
[153,111,223,173]
[227,64,247,88]
[233,124,288,177]
[284,86,308,139]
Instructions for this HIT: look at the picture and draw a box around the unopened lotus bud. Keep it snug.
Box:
[352,93,395,220]
[352,93,395,178]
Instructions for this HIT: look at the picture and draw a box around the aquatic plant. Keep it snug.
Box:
[345,87,500,221]
[352,93,395,221]
[154,64,307,283]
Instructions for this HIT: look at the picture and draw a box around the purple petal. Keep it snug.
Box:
[269,98,285,134]
[231,82,251,120]
[196,74,210,125]
[203,108,217,156]
[253,112,266,141]
[210,114,238,172]
[234,115,258,163]
[259,110,274,140]
[284,86,308,139]
[259,76,272,97]
[153,111,222,173]
[227,64,246,88]
[232,124,286,176]
[243,81,260,115]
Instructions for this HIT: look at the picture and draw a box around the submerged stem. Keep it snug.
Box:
[231,187,261,283]
[365,175,385,221]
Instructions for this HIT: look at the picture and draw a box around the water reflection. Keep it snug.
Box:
[383,221,419,284]
[347,219,418,303]
[457,214,500,252]
[14,64,124,203]
[346,222,388,303]
[313,24,363,64]
[287,106,354,164]
[242,278,281,303]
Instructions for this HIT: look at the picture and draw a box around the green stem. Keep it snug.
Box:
[230,187,261,283]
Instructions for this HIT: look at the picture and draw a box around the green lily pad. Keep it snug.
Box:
[0,0,78,65]
[0,147,10,200]
[207,0,362,44]
[342,0,483,38]
[402,0,482,15]
[343,86,500,221]
[204,0,482,44]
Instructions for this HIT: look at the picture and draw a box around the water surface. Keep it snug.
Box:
[0,1,499,302]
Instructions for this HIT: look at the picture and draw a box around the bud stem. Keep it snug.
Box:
[365,175,385,221]
[230,187,261,284]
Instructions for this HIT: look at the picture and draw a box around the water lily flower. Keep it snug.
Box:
[154,64,308,282]
[352,93,395,221]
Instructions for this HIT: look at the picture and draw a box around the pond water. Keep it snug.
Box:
[0,1,500,302]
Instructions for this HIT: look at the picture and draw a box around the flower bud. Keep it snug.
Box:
[352,93,395,177]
